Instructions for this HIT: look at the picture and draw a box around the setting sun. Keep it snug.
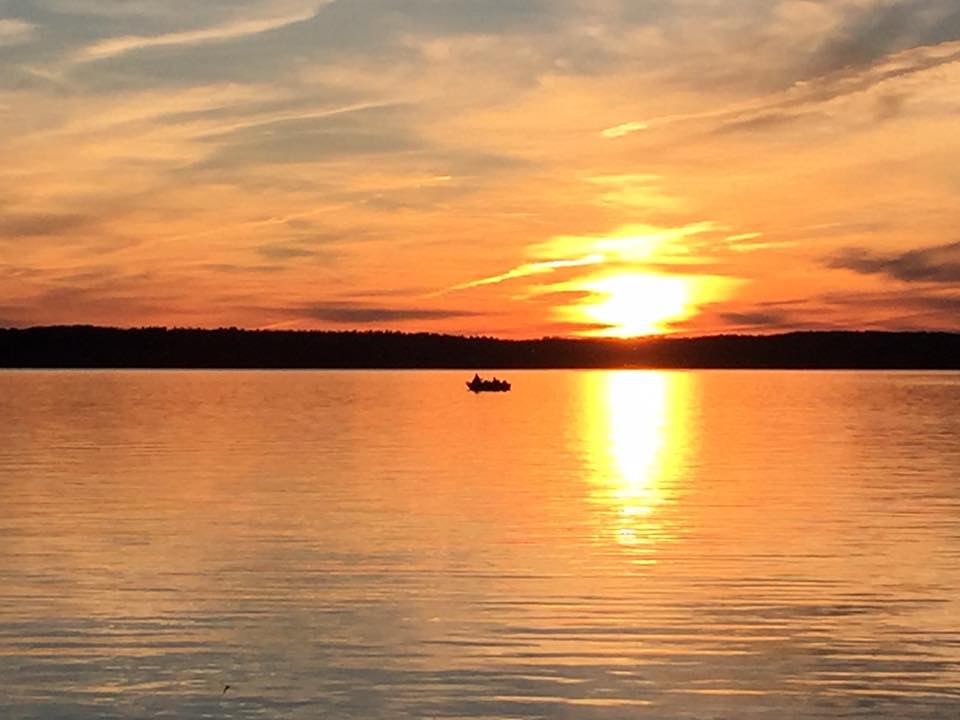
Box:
[572,273,695,337]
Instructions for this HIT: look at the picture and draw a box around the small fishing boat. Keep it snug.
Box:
[466,373,511,393]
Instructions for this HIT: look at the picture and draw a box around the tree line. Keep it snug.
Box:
[1,326,959,369]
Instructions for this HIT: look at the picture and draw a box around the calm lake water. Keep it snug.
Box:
[1,370,959,719]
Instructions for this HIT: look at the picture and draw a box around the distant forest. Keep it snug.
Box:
[1,326,959,369]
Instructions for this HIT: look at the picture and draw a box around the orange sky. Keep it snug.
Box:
[2,1,960,337]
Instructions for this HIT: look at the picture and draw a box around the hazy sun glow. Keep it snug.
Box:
[574,273,695,337]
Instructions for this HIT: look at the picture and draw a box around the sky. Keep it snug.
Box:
[2,0,960,337]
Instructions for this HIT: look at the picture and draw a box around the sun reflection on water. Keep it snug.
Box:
[587,371,688,555]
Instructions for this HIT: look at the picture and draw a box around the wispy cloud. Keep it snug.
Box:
[717,310,791,328]
[72,6,322,64]
[813,288,960,331]
[600,121,648,138]
[582,174,678,210]
[803,0,960,79]
[0,18,35,46]
[189,100,403,144]
[602,38,960,138]
[827,241,960,283]
[436,222,733,298]
[535,223,719,262]
[255,243,316,260]
[439,255,605,294]
[0,213,96,239]
[297,302,477,324]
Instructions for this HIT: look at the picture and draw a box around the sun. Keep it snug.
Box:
[575,272,695,337]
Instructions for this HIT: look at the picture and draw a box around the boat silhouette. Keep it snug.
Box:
[466,374,511,393]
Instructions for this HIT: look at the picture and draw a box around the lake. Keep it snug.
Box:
[1,370,959,719]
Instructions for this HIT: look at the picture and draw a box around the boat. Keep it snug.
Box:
[466,374,511,393]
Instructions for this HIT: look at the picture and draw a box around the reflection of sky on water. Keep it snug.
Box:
[2,370,960,719]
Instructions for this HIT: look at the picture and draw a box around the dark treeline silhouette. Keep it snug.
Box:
[1,325,959,369]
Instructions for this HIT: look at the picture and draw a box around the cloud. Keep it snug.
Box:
[827,241,960,283]
[203,263,284,274]
[821,288,960,315]
[0,213,94,238]
[71,6,322,64]
[873,91,908,120]
[435,222,736,303]
[0,19,36,46]
[0,264,43,279]
[193,103,423,169]
[47,0,581,95]
[600,121,647,138]
[539,320,618,337]
[184,100,402,140]
[604,37,960,139]
[255,243,317,260]
[297,302,477,324]
[713,109,824,135]
[804,0,960,79]
[583,173,678,210]
[669,304,839,334]
[535,223,720,260]
[439,254,605,294]
[717,310,790,327]
[812,288,960,331]
[0,280,173,326]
